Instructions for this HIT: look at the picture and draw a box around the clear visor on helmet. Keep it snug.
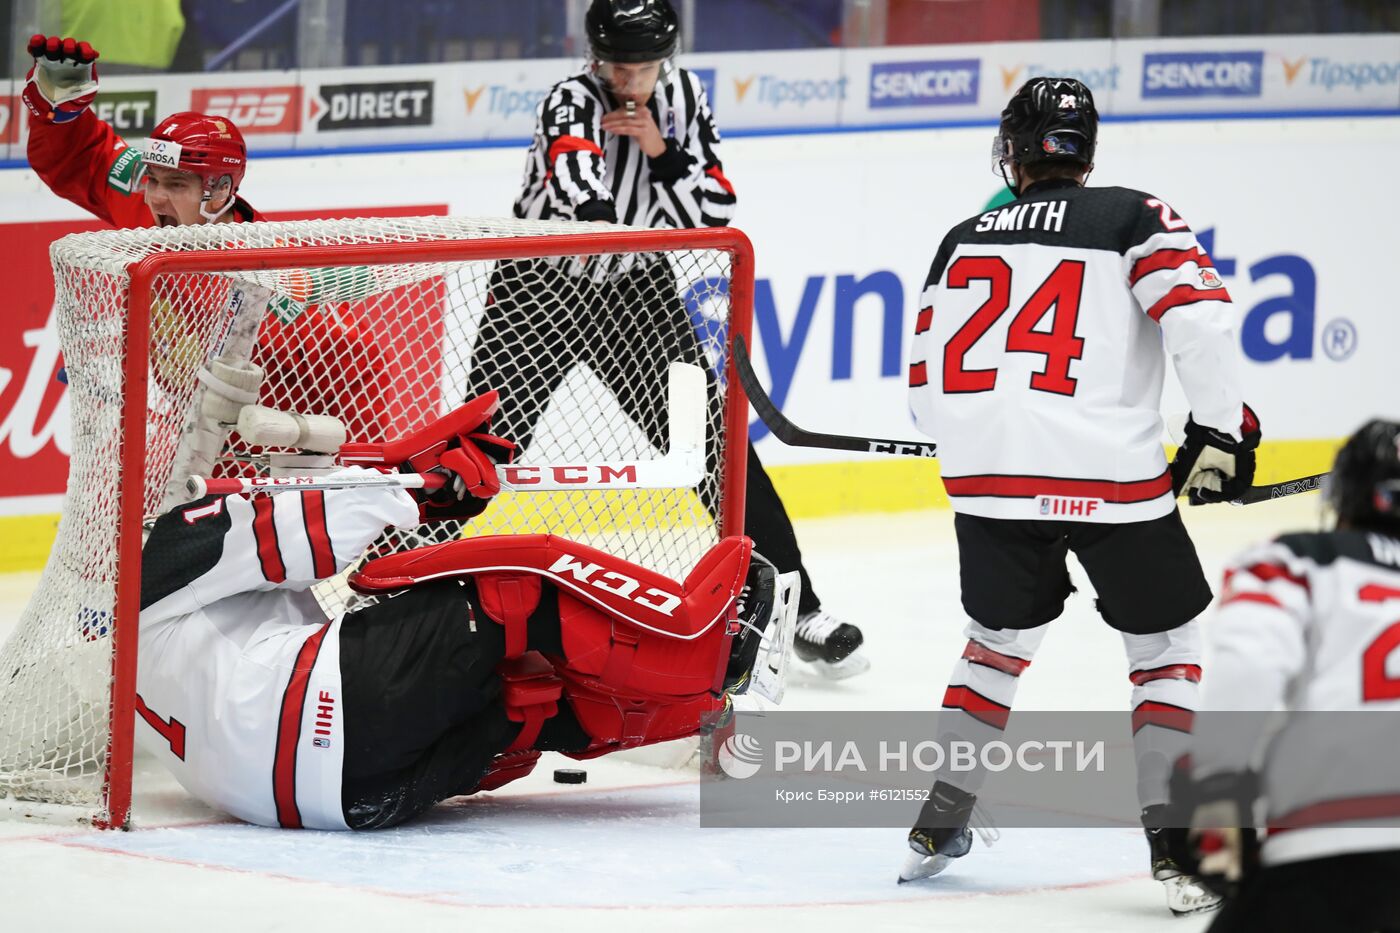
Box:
[990,131,1013,175]
[595,58,670,100]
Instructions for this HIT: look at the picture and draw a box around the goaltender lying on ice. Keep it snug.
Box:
[136,390,797,831]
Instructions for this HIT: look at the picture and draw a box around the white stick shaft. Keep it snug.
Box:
[189,473,437,498]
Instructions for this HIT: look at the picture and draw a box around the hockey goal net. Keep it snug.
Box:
[0,217,753,828]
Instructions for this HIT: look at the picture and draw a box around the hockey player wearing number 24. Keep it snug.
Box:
[900,77,1262,917]
[1166,420,1400,933]
[140,394,790,830]
[485,0,869,679]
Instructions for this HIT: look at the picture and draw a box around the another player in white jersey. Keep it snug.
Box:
[1169,419,1400,932]
[899,77,1259,915]
[137,394,787,830]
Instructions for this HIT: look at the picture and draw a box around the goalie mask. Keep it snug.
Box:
[992,77,1098,185]
[144,112,248,222]
[1326,419,1400,533]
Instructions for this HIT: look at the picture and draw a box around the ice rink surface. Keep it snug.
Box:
[0,494,1324,931]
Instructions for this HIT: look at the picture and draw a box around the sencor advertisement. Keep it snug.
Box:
[1141,51,1265,99]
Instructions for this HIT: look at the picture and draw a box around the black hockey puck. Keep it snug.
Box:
[553,768,587,784]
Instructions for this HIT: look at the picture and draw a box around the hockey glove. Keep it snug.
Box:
[23,35,100,124]
[1166,764,1261,898]
[339,393,517,522]
[1170,403,1261,505]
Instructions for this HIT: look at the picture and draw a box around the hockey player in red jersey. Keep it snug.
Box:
[1167,420,1400,932]
[24,34,394,453]
[24,35,260,227]
[138,393,793,830]
[899,77,1259,916]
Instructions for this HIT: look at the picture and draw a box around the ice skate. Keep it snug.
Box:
[794,610,869,679]
[898,781,977,883]
[1144,807,1223,917]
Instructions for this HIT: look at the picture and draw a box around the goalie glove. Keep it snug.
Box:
[339,392,517,521]
[23,35,100,124]
[1170,403,1261,505]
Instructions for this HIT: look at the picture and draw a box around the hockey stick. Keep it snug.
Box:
[188,362,709,498]
[1229,471,1328,506]
[733,335,938,458]
[736,336,1325,506]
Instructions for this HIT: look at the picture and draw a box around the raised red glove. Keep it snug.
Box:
[23,35,101,124]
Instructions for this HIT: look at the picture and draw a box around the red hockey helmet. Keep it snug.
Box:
[143,111,248,200]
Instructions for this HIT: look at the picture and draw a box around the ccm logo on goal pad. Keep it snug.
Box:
[548,554,683,616]
[1037,495,1103,517]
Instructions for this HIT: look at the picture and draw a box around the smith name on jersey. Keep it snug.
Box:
[1193,530,1400,866]
[910,183,1242,522]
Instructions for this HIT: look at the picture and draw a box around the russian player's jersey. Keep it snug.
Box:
[137,470,418,829]
[27,107,260,227]
[910,181,1242,522]
[1193,530,1400,865]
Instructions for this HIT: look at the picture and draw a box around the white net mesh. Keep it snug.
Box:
[0,216,743,821]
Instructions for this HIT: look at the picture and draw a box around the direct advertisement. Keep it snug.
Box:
[1141,50,1265,99]
[311,80,435,131]
[91,90,159,136]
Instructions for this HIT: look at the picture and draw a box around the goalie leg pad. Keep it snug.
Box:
[348,534,756,755]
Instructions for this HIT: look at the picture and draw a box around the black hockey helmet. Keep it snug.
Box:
[1327,419,1400,532]
[993,77,1098,175]
[586,0,680,63]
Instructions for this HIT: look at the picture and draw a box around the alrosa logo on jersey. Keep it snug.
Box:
[548,554,683,616]
[732,74,848,109]
[191,87,301,134]
[869,59,979,108]
[310,81,434,131]
[1142,51,1264,99]
[999,64,1121,94]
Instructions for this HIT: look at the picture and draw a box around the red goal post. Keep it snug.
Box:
[0,219,754,829]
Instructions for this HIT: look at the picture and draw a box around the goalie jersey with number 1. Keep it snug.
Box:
[909,151,1244,521]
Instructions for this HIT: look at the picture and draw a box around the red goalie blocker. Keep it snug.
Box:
[350,532,752,787]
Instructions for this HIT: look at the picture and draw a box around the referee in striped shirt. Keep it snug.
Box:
[466,0,868,679]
